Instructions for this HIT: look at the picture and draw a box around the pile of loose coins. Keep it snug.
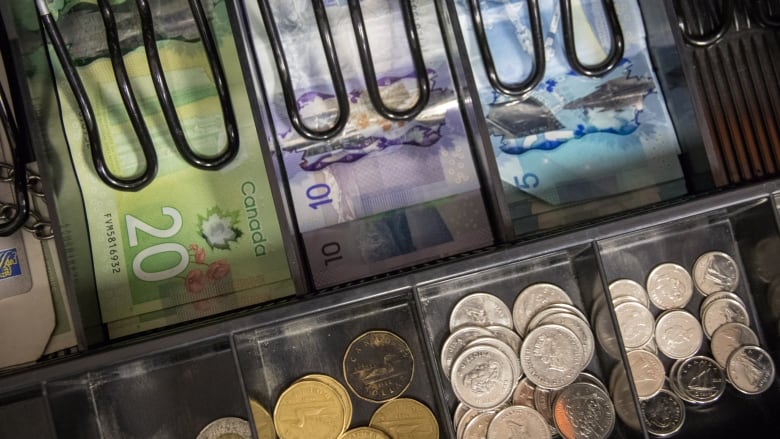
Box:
[271,330,439,439]
[600,251,776,437]
[442,286,616,439]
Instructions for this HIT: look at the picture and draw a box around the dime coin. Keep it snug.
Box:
[537,312,595,370]
[726,345,776,395]
[646,263,693,309]
[701,297,750,338]
[467,337,522,380]
[450,292,513,331]
[274,381,345,439]
[461,411,495,439]
[609,279,650,308]
[486,405,551,439]
[693,251,739,295]
[674,356,725,404]
[451,344,515,409]
[338,428,390,439]
[513,283,572,336]
[553,382,615,439]
[699,291,745,316]
[486,325,523,354]
[614,301,654,349]
[521,324,584,389]
[639,389,685,438]
[440,326,493,380]
[512,378,536,408]
[249,400,277,439]
[627,350,665,399]
[610,367,642,432]
[295,374,352,433]
[343,331,414,403]
[655,310,703,359]
[710,322,759,368]
[369,398,438,439]
[196,417,252,439]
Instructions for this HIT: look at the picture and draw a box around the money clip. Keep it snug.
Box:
[348,0,430,120]
[0,11,31,237]
[257,0,350,141]
[560,0,624,77]
[36,0,238,192]
[468,0,545,97]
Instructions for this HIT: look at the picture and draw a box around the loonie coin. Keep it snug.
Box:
[487,325,523,353]
[654,310,703,359]
[450,292,513,331]
[693,251,739,295]
[710,322,759,368]
[701,297,750,338]
[338,427,390,439]
[536,312,595,370]
[513,283,572,336]
[295,374,352,433]
[609,279,650,308]
[369,398,438,439]
[249,400,277,439]
[467,337,522,381]
[521,324,584,389]
[639,389,685,438]
[646,263,693,309]
[343,331,414,403]
[553,382,615,439]
[274,381,345,439]
[440,326,493,380]
[614,301,654,349]
[451,344,515,409]
[726,345,776,395]
[461,411,495,439]
[486,405,550,439]
[674,356,725,404]
[626,350,665,399]
[196,417,252,439]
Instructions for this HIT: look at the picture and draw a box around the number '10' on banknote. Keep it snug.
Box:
[239,0,495,288]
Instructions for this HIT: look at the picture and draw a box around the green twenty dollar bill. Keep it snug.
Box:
[31,0,294,326]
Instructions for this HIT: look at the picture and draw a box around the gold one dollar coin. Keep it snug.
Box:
[295,374,353,433]
[343,330,414,403]
[274,380,345,439]
[338,427,390,439]
[249,399,276,439]
[369,398,439,439]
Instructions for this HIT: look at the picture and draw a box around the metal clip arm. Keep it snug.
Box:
[560,0,624,77]
[674,0,736,47]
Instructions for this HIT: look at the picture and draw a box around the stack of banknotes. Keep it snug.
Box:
[21,0,295,338]
[452,0,686,233]
[243,0,494,288]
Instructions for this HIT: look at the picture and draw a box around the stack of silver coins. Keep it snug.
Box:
[600,251,775,437]
[442,285,615,439]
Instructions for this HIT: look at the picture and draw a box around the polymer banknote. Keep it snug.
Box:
[26,0,295,327]
[453,0,685,213]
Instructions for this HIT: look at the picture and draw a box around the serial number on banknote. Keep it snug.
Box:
[104,213,121,274]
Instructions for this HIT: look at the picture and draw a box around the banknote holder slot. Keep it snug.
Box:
[233,289,446,437]
[416,245,644,438]
[597,197,780,437]
[45,338,250,438]
[0,388,56,438]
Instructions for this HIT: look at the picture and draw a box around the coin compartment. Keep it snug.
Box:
[233,290,445,436]
[597,197,780,437]
[416,244,644,438]
[44,338,249,438]
[0,389,55,438]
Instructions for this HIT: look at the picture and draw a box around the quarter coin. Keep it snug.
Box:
[486,325,523,353]
[513,283,572,336]
[451,345,515,409]
[274,381,345,439]
[655,310,703,359]
[726,345,776,395]
[450,292,512,331]
[536,312,595,370]
[486,405,550,439]
[521,324,583,389]
[196,417,252,439]
[369,398,438,439]
[626,350,665,399]
[553,382,615,439]
[440,326,493,380]
[343,331,414,403]
[710,322,759,368]
[646,263,693,309]
[693,251,739,295]
[639,389,685,438]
